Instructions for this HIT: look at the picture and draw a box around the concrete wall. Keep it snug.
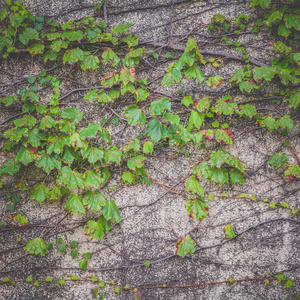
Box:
[0,0,299,299]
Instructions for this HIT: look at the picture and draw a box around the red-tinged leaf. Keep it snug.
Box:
[175,236,196,258]
[206,75,224,87]
[215,95,237,116]
[0,159,21,176]
[284,164,300,180]
[124,105,146,127]
[0,95,18,107]
[24,238,48,256]
[102,48,120,66]
[186,197,209,221]
[83,190,106,211]
[127,155,146,171]
[8,214,28,226]
[185,176,205,195]
[237,104,257,118]
[215,129,233,145]
[85,219,104,240]
[283,88,300,109]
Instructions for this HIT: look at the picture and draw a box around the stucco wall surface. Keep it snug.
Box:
[0,0,299,300]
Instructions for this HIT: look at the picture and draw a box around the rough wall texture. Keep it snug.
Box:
[0,0,299,300]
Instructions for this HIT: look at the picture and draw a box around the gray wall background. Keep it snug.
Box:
[0,0,299,299]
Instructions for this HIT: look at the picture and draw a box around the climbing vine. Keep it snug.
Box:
[0,0,299,298]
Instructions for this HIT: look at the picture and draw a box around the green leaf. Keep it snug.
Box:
[284,279,293,289]
[63,48,84,65]
[36,152,61,174]
[123,105,146,127]
[184,63,204,83]
[15,146,35,165]
[181,96,193,108]
[103,200,121,223]
[62,146,78,165]
[19,28,39,45]
[144,260,150,267]
[62,30,83,42]
[26,276,33,282]
[268,153,287,169]
[102,48,120,66]
[112,23,133,34]
[83,190,106,211]
[65,194,85,215]
[187,111,205,130]
[143,141,154,155]
[122,34,138,47]
[185,176,204,195]
[207,194,214,201]
[47,134,70,155]
[122,171,135,184]
[40,116,55,130]
[223,224,235,239]
[9,214,28,226]
[284,164,300,180]
[85,219,104,240]
[0,9,7,21]
[50,39,68,52]
[194,97,210,113]
[230,169,244,185]
[57,166,85,189]
[149,98,171,117]
[146,119,167,143]
[106,148,122,164]
[83,252,91,259]
[0,95,17,107]
[276,115,293,130]
[237,104,257,118]
[0,159,21,176]
[84,169,107,187]
[71,250,78,259]
[176,236,196,258]
[127,155,147,171]
[33,280,40,287]
[24,238,48,256]
[206,75,224,87]
[61,107,83,123]
[30,184,49,203]
[259,115,277,132]
[99,281,106,288]
[58,279,65,285]
[57,243,66,253]
[284,89,300,109]
[215,129,233,145]
[79,259,88,270]
[45,276,52,282]
[253,66,277,83]
[186,197,209,221]
[81,146,104,164]
[215,96,237,116]
[14,115,37,128]
[275,272,286,284]
[69,241,77,248]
